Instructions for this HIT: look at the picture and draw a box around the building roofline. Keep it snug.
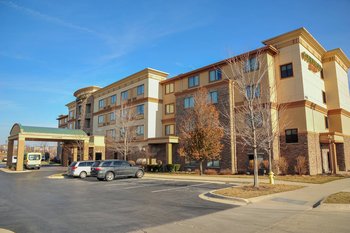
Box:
[65,101,76,108]
[73,86,101,98]
[262,27,327,56]
[324,48,350,69]
[160,45,278,84]
[56,114,68,120]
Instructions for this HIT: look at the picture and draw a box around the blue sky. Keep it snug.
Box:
[0,0,349,144]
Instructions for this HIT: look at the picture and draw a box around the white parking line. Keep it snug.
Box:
[151,183,208,193]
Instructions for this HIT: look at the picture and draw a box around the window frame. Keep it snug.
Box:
[280,63,294,78]
[165,124,175,135]
[285,128,298,143]
[208,91,218,104]
[244,57,260,73]
[165,103,175,114]
[322,91,327,104]
[121,91,128,101]
[110,95,116,105]
[136,125,144,136]
[165,83,174,94]
[109,112,115,121]
[137,84,144,96]
[325,116,329,129]
[99,99,106,109]
[136,104,144,115]
[188,75,199,88]
[209,69,222,82]
[98,115,105,124]
[184,96,194,109]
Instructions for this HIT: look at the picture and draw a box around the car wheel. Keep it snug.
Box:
[135,170,144,178]
[105,171,114,181]
[79,171,87,179]
[97,177,104,181]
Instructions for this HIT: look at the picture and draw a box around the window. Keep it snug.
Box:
[98,115,105,124]
[165,124,175,135]
[322,91,327,104]
[86,104,91,113]
[136,125,144,136]
[120,127,125,137]
[320,69,324,79]
[245,84,261,99]
[77,120,81,129]
[121,108,129,118]
[109,112,115,121]
[165,83,174,94]
[99,99,105,109]
[69,111,74,120]
[188,75,199,88]
[244,57,259,72]
[110,95,116,104]
[285,129,298,143]
[78,105,82,115]
[165,103,174,114]
[209,69,222,82]
[106,129,116,139]
[325,116,329,129]
[208,91,218,104]
[280,63,293,78]
[207,160,220,168]
[137,84,144,95]
[121,91,128,101]
[136,104,144,115]
[85,119,91,128]
[184,96,194,108]
[245,113,263,128]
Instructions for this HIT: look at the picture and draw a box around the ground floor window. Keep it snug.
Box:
[285,128,298,143]
[207,160,220,168]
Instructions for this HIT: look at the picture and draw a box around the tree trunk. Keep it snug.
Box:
[253,129,259,188]
[199,160,203,176]
[268,143,272,174]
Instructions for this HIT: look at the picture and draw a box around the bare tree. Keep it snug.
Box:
[105,102,141,161]
[178,88,224,175]
[221,49,274,187]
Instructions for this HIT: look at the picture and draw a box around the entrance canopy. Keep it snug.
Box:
[9,123,88,142]
[7,123,92,171]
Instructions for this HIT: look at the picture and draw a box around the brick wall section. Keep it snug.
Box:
[175,83,235,172]
[344,136,350,172]
[307,132,322,175]
[336,143,346,171]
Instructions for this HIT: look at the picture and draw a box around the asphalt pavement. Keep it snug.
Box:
[0,167,235,233]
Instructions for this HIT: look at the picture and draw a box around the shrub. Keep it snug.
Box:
[278,157,289,175]
[204,169,218,175]
[194,169,200,175]
[174,164,181,172]
[166,164,175,172]
[128,160,136,166]
[146,164,163,172]
[295,156,308,175]
[219,168,232,175]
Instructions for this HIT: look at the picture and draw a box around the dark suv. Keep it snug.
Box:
[91,160,144,181]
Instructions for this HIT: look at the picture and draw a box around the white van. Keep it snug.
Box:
[24,153,42,169]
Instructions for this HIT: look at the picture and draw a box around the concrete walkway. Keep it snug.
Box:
[132,177,350,233]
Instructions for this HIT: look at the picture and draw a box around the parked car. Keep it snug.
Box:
[91,160,144,181]
[2,157,7,162]
[68,161,95,179]
[12,156,17,164]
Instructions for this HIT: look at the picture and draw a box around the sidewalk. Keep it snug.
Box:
[132,177,350,233]
[144,173,316,186]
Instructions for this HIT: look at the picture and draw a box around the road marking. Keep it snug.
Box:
[151,183,208,193]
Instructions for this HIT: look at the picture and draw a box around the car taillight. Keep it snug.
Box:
[72,166,77,170]
[95,167,102,171]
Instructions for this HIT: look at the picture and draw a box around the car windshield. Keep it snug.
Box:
[28,154,41,160]
[69,162,77,167]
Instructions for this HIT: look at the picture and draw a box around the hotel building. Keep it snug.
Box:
[58,28,350,175]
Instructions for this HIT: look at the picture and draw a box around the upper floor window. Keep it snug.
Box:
[121,91,128,101]
[325,116,329,129]
[184,96,194,109]
[98,115,105,124]
[109,112,115,121]
[69,110,74,120]
[77,120,81,129]
[165,124,175,135]
[209,69,222,82]
[86,104,91,113]
[136,125,144,136]
[165,83,174,94]
[280,63,293,78]
[320,69,324,79]
[106,129,116,139]
[165,103,174,114]
[322,91,327,104]
[78,105,82,115]
[110,95,116,105]
[208,91,218,104]
[137,84,144,95]
[244,57,259,72]
[99,99,106,109]
[246,84,261,99]
[85,119,91,128]
[136,104,144,115]
[285,128,298,143]
[188,75,199,88]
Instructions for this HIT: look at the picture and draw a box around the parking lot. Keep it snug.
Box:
[0,167,236,233]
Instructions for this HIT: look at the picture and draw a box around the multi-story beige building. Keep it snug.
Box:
[58,28,350,175]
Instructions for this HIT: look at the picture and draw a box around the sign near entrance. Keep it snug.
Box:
[301,52,322,73]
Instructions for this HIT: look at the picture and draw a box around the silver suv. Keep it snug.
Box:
[68,161,95,179]
[91,160,144,181]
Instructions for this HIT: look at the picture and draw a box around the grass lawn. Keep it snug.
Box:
[324,192,350,204]
[214,184,304,199]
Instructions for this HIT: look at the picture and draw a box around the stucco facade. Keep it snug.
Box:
[58,27,350,174]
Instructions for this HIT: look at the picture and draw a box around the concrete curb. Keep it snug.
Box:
[143,177,240,185]
[199,190,250,206]
[0,228,15,233]
[0,168,31,173]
